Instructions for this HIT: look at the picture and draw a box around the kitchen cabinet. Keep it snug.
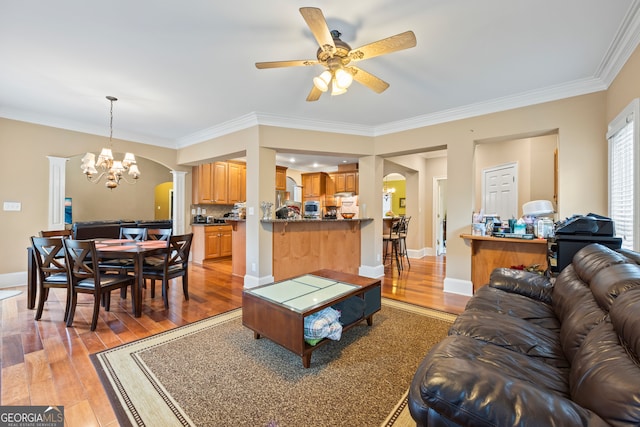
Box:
[228,161,245,204]
[276,166,288,191]
[205,225,233,259]
[302,172,327,198]
[330,171,358,194]
[192,161,246,205]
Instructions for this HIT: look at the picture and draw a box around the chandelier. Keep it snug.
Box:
[80,96,141,189]
[383,176,396,194]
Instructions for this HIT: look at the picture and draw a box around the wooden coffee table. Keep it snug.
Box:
[242,269,381,368]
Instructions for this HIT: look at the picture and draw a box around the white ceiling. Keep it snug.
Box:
[1,0,639,170]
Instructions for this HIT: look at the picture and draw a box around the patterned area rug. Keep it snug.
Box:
[91,298,455,426]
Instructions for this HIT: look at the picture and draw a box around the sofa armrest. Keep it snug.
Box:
[489,268,553,304]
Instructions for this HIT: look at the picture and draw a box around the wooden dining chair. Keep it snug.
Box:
[146,228,172,241]
[39,229,73,238]
[31,236,71,322]
[119,227,148,241]
[143,233,193,309]
[63,239,135,331]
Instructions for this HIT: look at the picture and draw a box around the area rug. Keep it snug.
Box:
[91,298,455,427]
[0,289,22,301]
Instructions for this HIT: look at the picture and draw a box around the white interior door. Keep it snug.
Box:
[483,163,518,220]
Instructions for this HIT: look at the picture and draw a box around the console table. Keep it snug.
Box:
[461,234,548,293]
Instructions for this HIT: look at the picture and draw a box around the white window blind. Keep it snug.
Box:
[607,99,639,251]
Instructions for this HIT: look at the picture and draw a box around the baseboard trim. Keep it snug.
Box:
[358,264,385,278]
[0,271,27,289]
[444,277,473,296]
[243,274,275,288]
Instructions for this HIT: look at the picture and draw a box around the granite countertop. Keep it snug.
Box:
[261,218,372,223]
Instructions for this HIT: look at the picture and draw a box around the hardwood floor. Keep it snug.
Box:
[0,255,467,426]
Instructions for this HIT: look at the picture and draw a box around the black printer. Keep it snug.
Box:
[548,213,622,274]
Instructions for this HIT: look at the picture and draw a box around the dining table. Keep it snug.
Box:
[27,238,168,317]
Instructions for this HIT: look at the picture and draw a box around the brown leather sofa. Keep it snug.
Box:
[409,243,640,426]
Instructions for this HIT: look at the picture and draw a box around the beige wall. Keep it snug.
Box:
[66,154,173,221]
[607,43,640,122]
[475,134,557,217]
[374,91,608,286]
[0,118,188,275]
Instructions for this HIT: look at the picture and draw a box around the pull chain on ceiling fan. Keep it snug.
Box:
[255,7,417,102]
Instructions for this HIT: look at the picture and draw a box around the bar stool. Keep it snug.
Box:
[383,218,402,274]
[397,216,411,269]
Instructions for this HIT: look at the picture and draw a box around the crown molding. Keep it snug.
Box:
[175,113,260,148]
[0,107,176,148]
[596,0,640,86]
[373,77,608,136]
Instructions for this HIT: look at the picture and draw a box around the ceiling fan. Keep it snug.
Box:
[255,7,417,101]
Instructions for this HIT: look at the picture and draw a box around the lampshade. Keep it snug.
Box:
[313,70,332,92]
[334,68,353,89]
[331,80,347,96]
[122,152,136,167]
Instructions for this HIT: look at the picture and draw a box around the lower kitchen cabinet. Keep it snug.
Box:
[192,225,233,264]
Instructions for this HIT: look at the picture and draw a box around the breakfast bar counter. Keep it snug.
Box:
[262,218,371,281]
[461,233,548,293]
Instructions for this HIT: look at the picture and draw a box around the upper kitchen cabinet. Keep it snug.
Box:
[330,166,359,195]
[193,161,246,205]
[276,166,288,191]
[302,172,328,198]
[228,161,246,204]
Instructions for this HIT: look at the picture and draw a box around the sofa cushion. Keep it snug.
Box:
[553,265,607,363]
[467,285,559,331]
[572,243,629,284]
[449,309,567,368]
[589,263,640,311]
[489,267,554,304]
[408,335,606,427]
[570,317,640,425]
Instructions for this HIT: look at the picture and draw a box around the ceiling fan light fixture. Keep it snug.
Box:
[331,79,347,96]
[313,70,332,92]
[334,68,353,89]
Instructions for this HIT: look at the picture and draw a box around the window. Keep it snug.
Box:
[607,99,640,250]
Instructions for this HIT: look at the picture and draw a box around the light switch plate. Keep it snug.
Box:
[3,201,21,211]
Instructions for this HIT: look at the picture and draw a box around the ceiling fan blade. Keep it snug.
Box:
[349,66,390,93]
[306,85,323,102]
[299,7,336,55]
[349,31,417,62]
[255,59,319,69]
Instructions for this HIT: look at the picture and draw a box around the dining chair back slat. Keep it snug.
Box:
[31,236,71,322]
[63,239,135,331]
[39,229,73,238]
[146,228,172,241]
[119,227,148,241]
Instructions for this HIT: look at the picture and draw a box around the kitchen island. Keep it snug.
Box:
[266,218,371,281]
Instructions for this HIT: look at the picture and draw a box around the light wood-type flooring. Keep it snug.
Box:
[0,255,468,426]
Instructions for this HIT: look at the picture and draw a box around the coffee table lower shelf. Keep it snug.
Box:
[242,270,381,368]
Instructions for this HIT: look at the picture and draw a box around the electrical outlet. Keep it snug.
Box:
[251,263,256,272]
[248,207,254,215]
[3,202,21,211]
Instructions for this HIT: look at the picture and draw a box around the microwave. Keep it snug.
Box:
[304,201,321,218]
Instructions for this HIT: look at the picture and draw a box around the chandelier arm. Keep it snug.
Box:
[85,172,107,184]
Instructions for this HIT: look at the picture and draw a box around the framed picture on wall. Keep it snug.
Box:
[399,198,406,208]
